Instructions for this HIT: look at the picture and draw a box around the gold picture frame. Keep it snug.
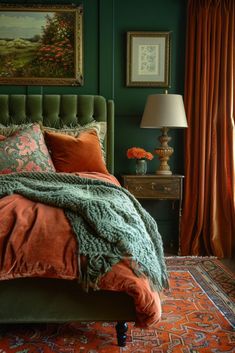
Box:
[0,4,83,86]
[126,31,171,87]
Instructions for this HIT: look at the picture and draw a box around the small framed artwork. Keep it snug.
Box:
[126,31,171,87]
[0,4,83,86]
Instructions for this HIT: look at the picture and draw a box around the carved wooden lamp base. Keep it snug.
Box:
[155,127,174,175]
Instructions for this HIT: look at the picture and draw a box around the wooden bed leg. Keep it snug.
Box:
[115,321,128,347]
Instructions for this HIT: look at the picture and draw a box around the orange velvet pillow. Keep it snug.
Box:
[44,129,109,174]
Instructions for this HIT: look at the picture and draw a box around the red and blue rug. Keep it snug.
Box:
[0,257,234,352]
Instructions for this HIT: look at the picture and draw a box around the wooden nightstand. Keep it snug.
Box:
[122,174,184,253]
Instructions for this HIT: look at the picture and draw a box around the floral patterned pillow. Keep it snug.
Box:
[0,124,56,174]
[0,123,34,138]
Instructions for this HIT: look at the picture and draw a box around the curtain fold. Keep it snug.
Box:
[180,0,235,258]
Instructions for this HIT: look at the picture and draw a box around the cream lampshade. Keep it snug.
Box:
[140,93,188,175]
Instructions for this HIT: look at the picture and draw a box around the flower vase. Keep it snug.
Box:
[135,159,147,175]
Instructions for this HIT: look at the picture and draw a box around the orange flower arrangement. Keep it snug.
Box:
[127,147,154,160]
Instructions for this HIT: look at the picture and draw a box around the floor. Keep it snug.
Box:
[164,247,235,274]
[221,258,235,273]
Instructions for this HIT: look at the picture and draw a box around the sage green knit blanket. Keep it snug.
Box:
[0,172,168,291]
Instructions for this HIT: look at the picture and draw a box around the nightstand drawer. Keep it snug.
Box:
[123,176,181,199]
[122,174,184,255]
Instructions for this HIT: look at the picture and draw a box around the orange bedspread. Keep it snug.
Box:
[0,172,162,327]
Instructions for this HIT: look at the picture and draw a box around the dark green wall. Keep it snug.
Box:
[114,0,187,177]
[0,0,187,250]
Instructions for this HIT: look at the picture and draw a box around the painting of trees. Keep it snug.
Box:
[35,12,75,77]
[0,5,83,85]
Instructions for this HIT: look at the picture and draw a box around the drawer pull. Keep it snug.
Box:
[151,183,172,192]
[135,185,143,192]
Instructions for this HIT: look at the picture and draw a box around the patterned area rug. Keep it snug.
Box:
[0,257,234,353]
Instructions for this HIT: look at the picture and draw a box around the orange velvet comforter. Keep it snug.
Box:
[0,172,162,327]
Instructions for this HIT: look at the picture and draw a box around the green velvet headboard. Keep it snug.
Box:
[0,94,114,173]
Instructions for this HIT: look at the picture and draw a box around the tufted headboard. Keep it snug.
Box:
[0,94,114,174]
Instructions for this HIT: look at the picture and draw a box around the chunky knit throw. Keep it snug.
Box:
[0,172,168,291]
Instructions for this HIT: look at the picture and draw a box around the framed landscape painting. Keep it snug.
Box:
[126,31,171,87]
[0,4,83,86]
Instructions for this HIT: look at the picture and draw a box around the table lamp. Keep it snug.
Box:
[140,93,188,175]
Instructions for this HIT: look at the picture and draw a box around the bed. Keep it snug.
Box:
[0,94,168,347]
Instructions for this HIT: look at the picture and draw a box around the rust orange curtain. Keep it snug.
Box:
[180,0,235,258]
